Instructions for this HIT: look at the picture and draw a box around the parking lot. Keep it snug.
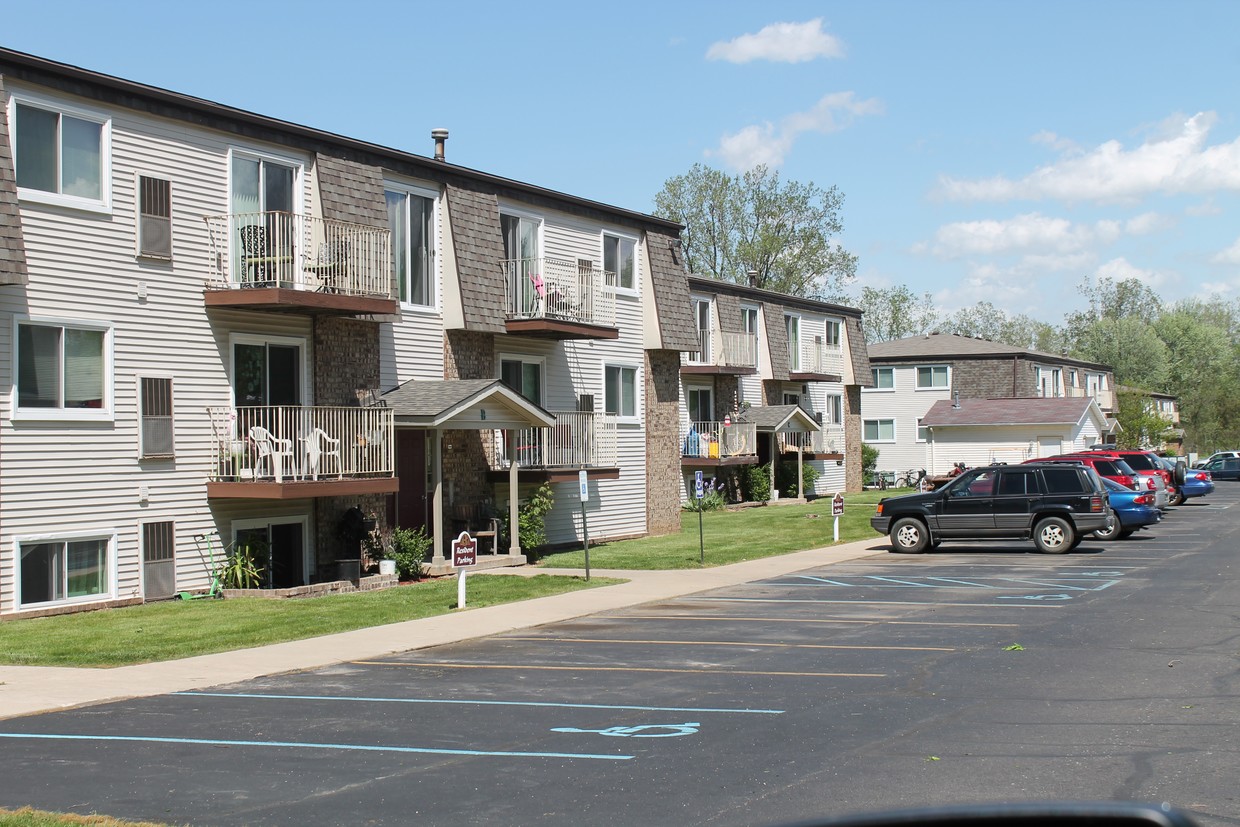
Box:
[1,487,1237,826]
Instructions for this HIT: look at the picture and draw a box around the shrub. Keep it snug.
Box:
[498,482,556,554]
[683,476,727,511]
[861,443,880,480]
[742,463,772,502]
[389,526,431,581]
[218,539,265,589]
[777,461,821,499]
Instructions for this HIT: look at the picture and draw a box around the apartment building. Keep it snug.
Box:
[0,48,699,616]
[863,332,1118,477]
[677,276,871,499]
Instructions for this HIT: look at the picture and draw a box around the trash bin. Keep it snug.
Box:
[335,558,361,582]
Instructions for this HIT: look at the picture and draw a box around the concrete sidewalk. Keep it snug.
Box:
[0,539,886,721]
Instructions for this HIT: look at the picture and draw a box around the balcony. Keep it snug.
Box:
[681,420,759,468]
[788,341,844,382]
[203,212,397,316]
[502,257,618,340]
[486,411,620,482]
[207,405,398,499]
[1064,385,1117,411]
[778,425,845,457]
[683,331,758,375]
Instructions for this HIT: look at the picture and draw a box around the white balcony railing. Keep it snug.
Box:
[681,421,758,459]
[721,332,757,368]
[490,412,618,469]
[204,211,393,298]
[688,329,712,365]
[502,257,617,329]
[790,341,844,376]
[208,405,394,483]
[1065,385,1117,410]
[778,424,844,454]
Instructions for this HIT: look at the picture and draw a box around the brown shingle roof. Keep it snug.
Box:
[868,332,1111,372]
[446,184,506,334]
[645,230,697,351]
[920,397,1094,427]
[0,75,29,286]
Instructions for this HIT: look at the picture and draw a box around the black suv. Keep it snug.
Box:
[870,463,1112,554]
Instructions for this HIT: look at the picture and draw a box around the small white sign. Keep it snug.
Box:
[579,470,589,502]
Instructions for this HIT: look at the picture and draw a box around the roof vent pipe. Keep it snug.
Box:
[431,128,449,162]
[747,269,759,288]
[953,391,961,409]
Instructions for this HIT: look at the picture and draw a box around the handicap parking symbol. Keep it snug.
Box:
[552,722,701,738]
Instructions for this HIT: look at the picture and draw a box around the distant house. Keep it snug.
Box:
[863,333,1118,477]
[919,397,1111,469]
[1118,385,1184,453]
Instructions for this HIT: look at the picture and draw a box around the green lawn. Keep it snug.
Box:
[0,489,899,669]
[0,574,617,668]
[536,489,892,570]
[0,808,170,827]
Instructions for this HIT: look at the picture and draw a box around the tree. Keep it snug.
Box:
[1113,389,1176,450]
[856,285,938,343]
[1071,315,1169,391]
[654,163,857,300]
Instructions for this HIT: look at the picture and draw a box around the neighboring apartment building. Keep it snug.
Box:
[0,48,699,616]
[1117,385,1184,453]
[678,276,871,499]
[862,333,1118,478]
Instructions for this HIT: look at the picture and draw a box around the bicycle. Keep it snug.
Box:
[871,470,889,490]
[897,468,928,488]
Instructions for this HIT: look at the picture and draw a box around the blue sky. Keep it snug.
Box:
[5,0,1240,323]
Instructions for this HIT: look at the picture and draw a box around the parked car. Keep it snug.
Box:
[1200,457,1240,480]
[1025,454,1144,490]
[1094,477,1162,540]
[1194,451,1240,468]
[1085,448,1175,508]
[1155,456,1213,502]
[871,463,1112,554]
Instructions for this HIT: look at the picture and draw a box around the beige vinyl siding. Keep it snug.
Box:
[924,416,1102,470]
[385,177,444,388]
[0,84,317,611]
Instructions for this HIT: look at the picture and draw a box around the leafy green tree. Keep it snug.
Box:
[1072,316,1169,391]
[654,163,857,300]
[856,285,938,342]
[1113,389,1176,450]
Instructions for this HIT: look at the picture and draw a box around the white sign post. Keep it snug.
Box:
[452,531,477,608]
[579,469,591,581]
[831,493,845,543]
[695,470,705,565]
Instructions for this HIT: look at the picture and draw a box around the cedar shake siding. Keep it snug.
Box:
[763,302,789,382]
[646,230,697,351]
[445,184,507,334]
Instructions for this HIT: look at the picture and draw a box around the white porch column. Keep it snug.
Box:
[431,428,445,565]
[769,432,777,497]
[797,444,804,501]
[508,428,520,555]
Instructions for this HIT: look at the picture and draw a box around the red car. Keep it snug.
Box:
[1085,448,1183,505]
[1024,454,1144,490]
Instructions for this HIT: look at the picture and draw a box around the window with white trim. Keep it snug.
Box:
[19,536,111,607]
[916,365,949,389]
[824,320,841,347]
[500,356,543,405]
[137,175,172,259]
[603,232,636,291]
[12,97,110,211]
[870,367,894,389]
[826,393,843,425]
[863,419,895,442]
[605,364,639,420]
[917,417,930,442]
[687,386,713,423]
[16,319,111,416]
[386,187,436,307]
[786,315,801,371]
[140,376,174,458]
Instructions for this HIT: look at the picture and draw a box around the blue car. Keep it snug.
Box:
[1093,477,1162,540]
[1157,456,1214,504]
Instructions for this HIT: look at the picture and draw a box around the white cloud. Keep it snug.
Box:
[938,112,1240,203]
[1124,212,1172,235]
[927,213,1122,258]
[709,92,883,170]
[706,18,845,64]
[1030,130,1079,154]
[1211,237,1240,264]
[1095,256,1168,288]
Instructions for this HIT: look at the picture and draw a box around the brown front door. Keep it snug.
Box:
[396,429,429,532]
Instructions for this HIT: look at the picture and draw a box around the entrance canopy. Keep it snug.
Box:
[382,379,556,429]
[745,404,821,433]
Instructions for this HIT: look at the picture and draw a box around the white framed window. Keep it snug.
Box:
[231,334,306,407]
[602,231,637,293]
[500,209,543,314]
[604,364,640,422]
[14,318,113,421]
[917,418,930,442]
[870,367,894,390]
[826,393,843,425]
[687,386,713,423]
[11,93,111,213]
[916,365,949,389]
[824,319,842,347]
[17,532,114,609]
[386,185,437,308]
[863,418,895,442]
[786,315,801,371]
[140,376,175,459]
[690,298,712,363]
[741,305,760,338]
[136,174,173,259]
[499,354,544,405]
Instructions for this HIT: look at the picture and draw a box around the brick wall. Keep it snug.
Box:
[443,329,495,506]
[646,350,683,536]
[844,385,862,492]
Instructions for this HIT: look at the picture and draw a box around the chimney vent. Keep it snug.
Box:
[431,128,449,162]
[747,268,759,288]
[953,391,961,409]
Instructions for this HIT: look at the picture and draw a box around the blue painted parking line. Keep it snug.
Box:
[772,574,1121,591]
[0,732,632,761]
[176,691,784,715]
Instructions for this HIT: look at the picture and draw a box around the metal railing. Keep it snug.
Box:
[790,341,844,376]
[204,211,393,298]
[778,425,844,453]
[489,412,618,469]
[208,405,394,483]
[681,421,758,458]
[502,257,617,328]
[1064,385,1117,410]
[721,332,757,368]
